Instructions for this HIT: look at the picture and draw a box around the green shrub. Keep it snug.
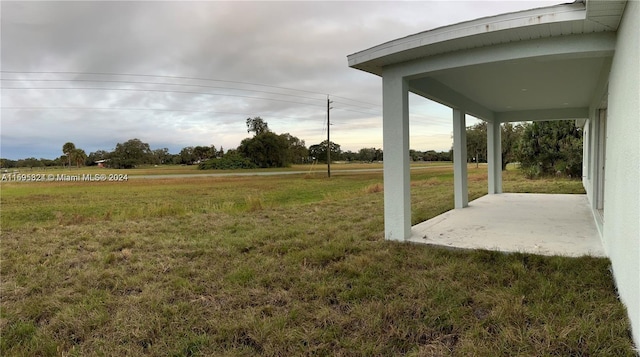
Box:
[198,152,257,170]
[523,164,542,179]
[517,121,582,178]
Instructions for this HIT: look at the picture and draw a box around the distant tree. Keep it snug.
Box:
[39,158,55,167]
[358,148,373,162]
[438,150,451,161]
[71,148,87,168]
[280,133,308,164]
[0,158,17,168]
[466,122,487,167]
[246,117,270,136]
[517,120,583,178]
[59,155,68,167]
[86,150,110,166]
[178,146,196,165]
[175,145,214,164]
[152,148,171,165]
[238,132,290,168]
[193,145,216,163]
[62,142,76,168]
[198,151,256,170]
[309,140,341,164]
[210,145,220,158]
[409,149,422,161]
[501,122,525,170]
[17,157,43,168]
[110,138,153,169]
[358,147,383,162]
[342,150,357,162]
[423,150,439,161]
[374,148,383,161]
[463,122,522,169]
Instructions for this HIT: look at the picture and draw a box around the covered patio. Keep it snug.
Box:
[347,1,619,247]
[409,193,604,257]
[348,0,638,346]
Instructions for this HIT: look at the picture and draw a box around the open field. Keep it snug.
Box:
[1,166,635,356]
[3,161,456,181]
[2,162,424,177]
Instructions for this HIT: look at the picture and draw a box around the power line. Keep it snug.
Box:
[0,106,323,122]
[332,100,380,112]
[2,83,382,115]
[1,97,446,125]
[410,120,451,127]
[1,78,326,103]
[2,86,328,109]
[2,71,387,146]
[3,88,381,118]
[1,70,381,111]
[332,107,379,116]
[329,94,381,108]
[0,70,326,95]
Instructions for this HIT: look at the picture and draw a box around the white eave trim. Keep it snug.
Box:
[348,3,587,69]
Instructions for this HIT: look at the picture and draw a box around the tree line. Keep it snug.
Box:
[464,120,583,178]
[1,117,582,178]
[0,117,398,170]
[0,139,226,170]
[199,117,402,169]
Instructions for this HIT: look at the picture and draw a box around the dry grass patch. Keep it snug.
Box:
[0,167,634,356]
[364,183,383,193]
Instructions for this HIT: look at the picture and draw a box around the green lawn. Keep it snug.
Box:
[2,161,452,178]
[1,166,635,356]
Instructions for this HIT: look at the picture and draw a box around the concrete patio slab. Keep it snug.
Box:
[409,193,605,257]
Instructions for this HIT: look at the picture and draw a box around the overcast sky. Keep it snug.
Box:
[1,0,562,160]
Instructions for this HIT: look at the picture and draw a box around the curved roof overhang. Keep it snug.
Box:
[348,0,626,122]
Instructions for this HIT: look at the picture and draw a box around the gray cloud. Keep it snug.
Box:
[1,1,560,159]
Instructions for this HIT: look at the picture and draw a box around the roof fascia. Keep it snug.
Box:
[348,2,587,72]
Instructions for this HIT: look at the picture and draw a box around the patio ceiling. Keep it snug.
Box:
[406,50,612,122]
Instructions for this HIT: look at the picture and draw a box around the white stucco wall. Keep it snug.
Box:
[603,0,640,346]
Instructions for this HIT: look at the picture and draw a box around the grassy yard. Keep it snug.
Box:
[3,161,410,177]
[1,166,635,356]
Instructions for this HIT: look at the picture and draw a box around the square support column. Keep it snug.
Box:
[382,73,411,241]
[487,120,503,194]
[452,108,468,208]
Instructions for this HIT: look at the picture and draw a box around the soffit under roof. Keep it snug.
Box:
[586,0,627,29]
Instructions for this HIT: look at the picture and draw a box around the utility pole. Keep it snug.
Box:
[327,95,333,178]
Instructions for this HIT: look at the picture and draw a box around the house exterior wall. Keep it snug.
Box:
[603,0,640,346]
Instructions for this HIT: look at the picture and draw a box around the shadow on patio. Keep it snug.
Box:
[409,193,605,257]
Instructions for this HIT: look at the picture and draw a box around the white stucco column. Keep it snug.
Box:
[382,72,411,241]
[452,108,468,208]
[487,120,503,194]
